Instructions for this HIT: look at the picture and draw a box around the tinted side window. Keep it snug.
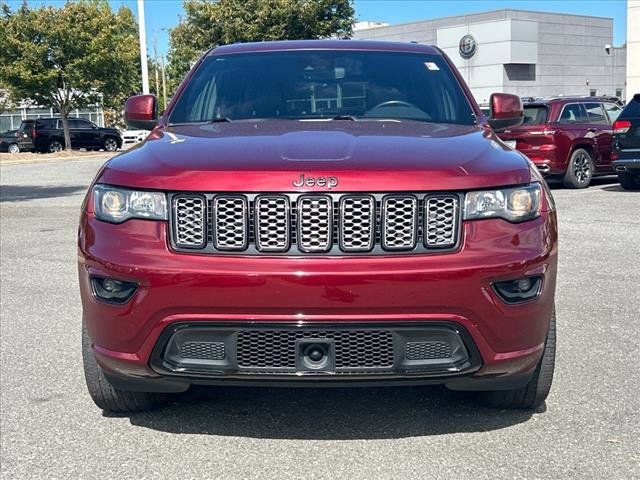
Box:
[603,103,622,123]
[584,103,607,124]
[522,105,548,125]
[36,119,57,129]
[68,119,82,128]
[18,121,34,134]
[76,120,93,129]
[558,104,587,124]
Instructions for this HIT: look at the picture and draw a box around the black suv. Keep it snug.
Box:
[17,117,122,153]
[613,93,640,190]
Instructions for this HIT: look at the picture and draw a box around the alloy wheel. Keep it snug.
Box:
[8,144,19,154]
[48,141,63,153]
[104,138,118,152]
[573,153,591,184]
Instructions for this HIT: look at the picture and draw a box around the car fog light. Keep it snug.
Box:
[90,276,138,304]
[492,276,543,304]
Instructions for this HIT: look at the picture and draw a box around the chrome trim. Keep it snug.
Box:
[254,195,290,252]
[297,195,333,253]
[212,195,248,251]
[381,195,418,251]
[339,195,375,252]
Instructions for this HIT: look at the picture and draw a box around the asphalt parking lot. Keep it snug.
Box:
[1,158,638,479]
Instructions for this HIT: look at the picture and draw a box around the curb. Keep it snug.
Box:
[0,153,115,166]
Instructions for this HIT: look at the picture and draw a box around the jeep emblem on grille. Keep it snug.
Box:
[292,174,338,189]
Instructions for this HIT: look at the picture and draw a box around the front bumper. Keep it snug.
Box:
[78,210,558,391]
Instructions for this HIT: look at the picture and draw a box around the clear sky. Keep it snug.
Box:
[7,0,629,58]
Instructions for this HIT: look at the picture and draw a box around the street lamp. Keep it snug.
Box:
[605,44,615,97]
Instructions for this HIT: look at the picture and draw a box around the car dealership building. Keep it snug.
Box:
[353,9,627,105]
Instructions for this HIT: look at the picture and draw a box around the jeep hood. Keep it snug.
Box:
[100,121,531,191]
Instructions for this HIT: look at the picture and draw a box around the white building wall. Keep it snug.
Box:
[353,9,627,103]
[628,1,640,96]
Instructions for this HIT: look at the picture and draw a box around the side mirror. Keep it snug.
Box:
[124,94,158,130]
[488,93,524,131]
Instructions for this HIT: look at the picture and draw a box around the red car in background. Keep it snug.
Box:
[496,97,622,188]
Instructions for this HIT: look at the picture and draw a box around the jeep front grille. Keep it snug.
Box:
[255,196,290,252]
[382,196,418,250]
[425,196,459,247]
[213,196,248,250]
[170,192,461,255]
[172,196,206,248]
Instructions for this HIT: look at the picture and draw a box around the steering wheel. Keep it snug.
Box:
[370,100,416,110]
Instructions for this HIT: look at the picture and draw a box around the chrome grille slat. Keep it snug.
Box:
[213,196,248,250]
[340,196,375,252]
[173,195,206,248]
[298,195,332,252]
[425,196,459,248]
[171,192,460,255]
[382,195,418,250]
[255,195,290,252]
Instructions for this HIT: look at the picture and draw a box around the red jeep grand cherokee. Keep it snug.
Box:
[496,97,622,188]
[78,41,558,413]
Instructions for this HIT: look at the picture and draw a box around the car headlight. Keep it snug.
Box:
[464,182,542,222]
[93,184,167,223]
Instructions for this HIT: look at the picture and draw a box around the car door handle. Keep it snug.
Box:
[587,128,597,132]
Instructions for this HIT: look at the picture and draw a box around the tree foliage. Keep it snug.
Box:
[0,0,140,149]
[167,0,355,88]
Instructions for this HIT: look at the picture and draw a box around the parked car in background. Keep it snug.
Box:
[121,129,150,146]
[496,96,623,188]
[612,93,640,190]
[0,129,21,153]
[17,117,122,153]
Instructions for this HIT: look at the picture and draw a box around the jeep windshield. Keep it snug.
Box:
[169,50,477,125]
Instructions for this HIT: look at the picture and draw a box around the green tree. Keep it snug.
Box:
[0,0,140,151]
[167,0,355,91]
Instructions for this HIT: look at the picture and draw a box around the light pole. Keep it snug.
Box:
[605,44,615,97]
[161,57,168,111]
[137,0,149,94]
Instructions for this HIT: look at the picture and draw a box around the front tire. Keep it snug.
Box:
[103,137,118,152]
[618,172,640,190]
[477,309,556,409]
[8,143,20,154]
[563,148,593,188]
[82,321,166,413]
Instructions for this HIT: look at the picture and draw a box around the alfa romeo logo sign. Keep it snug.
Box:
[459,34,477,59]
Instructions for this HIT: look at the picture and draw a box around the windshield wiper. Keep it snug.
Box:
[331,115,357,121]
[298,115,358,121]
[167,118,232,127]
